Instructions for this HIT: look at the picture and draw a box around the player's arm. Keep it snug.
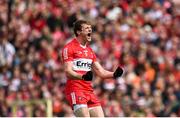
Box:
[92,61,124,79]
[64,61,83,80]
[92,61,113,78]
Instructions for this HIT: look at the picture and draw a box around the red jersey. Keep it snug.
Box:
[62,38,97,93]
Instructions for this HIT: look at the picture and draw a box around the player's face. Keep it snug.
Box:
[80,24,92,42]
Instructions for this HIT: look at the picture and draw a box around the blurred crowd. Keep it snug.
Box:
[0,0,180,117]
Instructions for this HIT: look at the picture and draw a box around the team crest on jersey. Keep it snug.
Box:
[73,58,92,71]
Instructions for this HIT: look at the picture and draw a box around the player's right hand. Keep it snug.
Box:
[82,71,93,81]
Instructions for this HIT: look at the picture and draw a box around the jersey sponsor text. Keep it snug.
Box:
[73,58,92,71]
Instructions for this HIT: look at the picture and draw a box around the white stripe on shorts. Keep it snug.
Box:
[71,92,76,105]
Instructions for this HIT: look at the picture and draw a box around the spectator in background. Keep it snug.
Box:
[0,28,15,68]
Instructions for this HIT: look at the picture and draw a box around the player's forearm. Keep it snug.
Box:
[65,69,83,80]
[93,62,114,79]
[96,69,114,79]
[102,70,114,78]
[64,62,83,80]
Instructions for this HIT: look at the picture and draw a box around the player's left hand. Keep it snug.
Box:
[113,67,124,79]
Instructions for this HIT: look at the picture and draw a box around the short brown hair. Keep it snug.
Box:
[73,20,91,36]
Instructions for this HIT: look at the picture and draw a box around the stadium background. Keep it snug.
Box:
[0,0,180,117]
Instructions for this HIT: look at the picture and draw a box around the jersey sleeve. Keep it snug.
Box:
[62,46,73,62]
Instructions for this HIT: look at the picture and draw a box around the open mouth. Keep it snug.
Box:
[87,33,91,37]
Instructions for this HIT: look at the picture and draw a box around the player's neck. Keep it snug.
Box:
[76,37,87,47]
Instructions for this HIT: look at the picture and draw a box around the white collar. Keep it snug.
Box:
[80,44,86,49]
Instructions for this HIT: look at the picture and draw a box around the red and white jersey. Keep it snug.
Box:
[62,38,97,93]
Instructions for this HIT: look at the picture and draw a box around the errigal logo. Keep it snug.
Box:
[73,58,92,71]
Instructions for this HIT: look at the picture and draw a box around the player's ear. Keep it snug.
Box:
[77,30,81,35]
